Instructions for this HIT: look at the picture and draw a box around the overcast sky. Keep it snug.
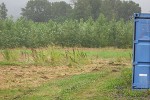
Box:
[0,0,150,19]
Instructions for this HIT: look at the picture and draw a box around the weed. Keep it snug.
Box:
[31,49,49,66]
[1,49,19,62]
[0,47,131,67]
[64,49,89,67]
[105,68,150,99]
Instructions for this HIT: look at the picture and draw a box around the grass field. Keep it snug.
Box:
[0,47,150,100]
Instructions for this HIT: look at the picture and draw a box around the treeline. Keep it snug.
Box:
[0,14,133,49]
[0,0,136,48]
[21,0,141,22]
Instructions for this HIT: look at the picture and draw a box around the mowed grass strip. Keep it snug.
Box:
[2,67,147,100]
[1,69,149,100]
[0,69,115,100]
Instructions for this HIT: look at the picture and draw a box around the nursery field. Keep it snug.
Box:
[0,47,150,100]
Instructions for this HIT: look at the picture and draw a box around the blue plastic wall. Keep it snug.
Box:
[133,13,150,89]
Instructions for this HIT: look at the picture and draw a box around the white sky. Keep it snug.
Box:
[132,0,150,13]
[0,0,149,18]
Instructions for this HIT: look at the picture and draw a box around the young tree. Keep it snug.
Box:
[21,0,52,22]
[0,2,8,19]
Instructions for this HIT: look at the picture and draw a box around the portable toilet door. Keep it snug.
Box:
[132,13,150,89]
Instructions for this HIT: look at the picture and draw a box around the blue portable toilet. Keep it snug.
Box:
[132,13,150,89]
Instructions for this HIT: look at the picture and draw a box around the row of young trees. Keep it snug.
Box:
[0,0,136,49]
[0,14,133,49]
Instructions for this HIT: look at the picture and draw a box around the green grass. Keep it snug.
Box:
[0,69,111,100]
[1,48,148,100]
[85,49,131,59]
[0,47,91,66]
[1,67,150,100]
[0,61,22,66]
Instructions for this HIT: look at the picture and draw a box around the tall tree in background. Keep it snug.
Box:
[0,2,8,19]
[73,0,101,20]
[72,0,101,20]
[100,0,119,20]
[51,1,72,22]
[73,0,92,20]
[73,0,141,21]
[116,1,141,20]
[21,0,72,22]
[101,0,141,20]
[21,0,52,22]
[89,0,101,20]
[21,0,141,22]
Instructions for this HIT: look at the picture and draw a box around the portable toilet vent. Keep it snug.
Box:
[132,13,150,89]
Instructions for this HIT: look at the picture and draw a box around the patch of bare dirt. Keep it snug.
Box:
[0,65,88,89]
[0,65,69,89]
[0,59,131,89]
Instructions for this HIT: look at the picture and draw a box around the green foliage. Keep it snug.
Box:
[21,0,51,22]
[104,68,150,99]
[0,2,8,19]
[51,1,73,22]
[105,68,132,89]
[21,0,140,22]
[73,0,141,21]
[0,47,89,67]
[64,49,89,67]
[121,68,132,86]
[21,0,72,22]
[1,49,19,62]
[0,14,133,49]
